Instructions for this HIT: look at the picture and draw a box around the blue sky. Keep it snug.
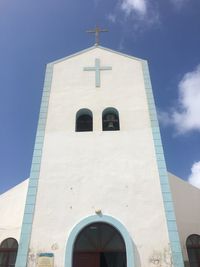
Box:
[0,0,200,194]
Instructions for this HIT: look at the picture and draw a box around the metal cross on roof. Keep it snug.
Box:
[86,26,108,46]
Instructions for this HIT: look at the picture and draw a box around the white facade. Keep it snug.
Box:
[0,180,28,242]
[1,175,200,266]
[169,173,200,265]
[28,47,171,266]
[1,47,198,267]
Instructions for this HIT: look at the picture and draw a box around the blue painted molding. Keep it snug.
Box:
[65,215,135,267]
[15,63,54,267]
[142,61,184,267]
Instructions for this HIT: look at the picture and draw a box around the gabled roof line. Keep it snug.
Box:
[48,45,146,65]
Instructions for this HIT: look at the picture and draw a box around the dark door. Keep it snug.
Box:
[187,235,200,267]
[73,253,100,267]
[0,238,18,267]
[73,223,126,267]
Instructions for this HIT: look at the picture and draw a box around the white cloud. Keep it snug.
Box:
[159,64,200,134]
[188,161,200,189]
[108,0,189,29]
[122,0,160,29]
[106,0,160,33]
[157,110,171,127]
[106,0,190,37]
[107,13,116,23]
[120,0,147,16]
[172,65,200,133]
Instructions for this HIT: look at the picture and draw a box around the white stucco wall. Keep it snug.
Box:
[29,47,171,267]
[169,173,200,265]
[0,179,28,243]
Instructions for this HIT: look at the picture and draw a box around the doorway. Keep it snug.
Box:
[186,234,200,267]
[73,222,126,267]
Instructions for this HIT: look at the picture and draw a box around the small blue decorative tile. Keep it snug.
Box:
[27,187,37,195]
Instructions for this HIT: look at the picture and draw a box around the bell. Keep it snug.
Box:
[105,114,116,130]
[107,121,115,129]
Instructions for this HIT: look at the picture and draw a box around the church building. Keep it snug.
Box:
[0,39,200,267]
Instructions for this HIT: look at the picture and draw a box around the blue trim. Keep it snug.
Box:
[15,63,54,267]
[142,61,184,267]
[65,215,135,267]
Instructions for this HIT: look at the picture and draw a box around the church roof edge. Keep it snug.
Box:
[0,178,29,197]
[48,45,146,65]
[168,172,200,191]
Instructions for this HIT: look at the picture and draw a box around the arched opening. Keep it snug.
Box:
[186,234,200,267]
[0,238,18,267]
[76,109,93,132]
[73,222,126,267]
[102,108,120,131]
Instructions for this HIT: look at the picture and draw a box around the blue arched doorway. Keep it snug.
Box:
[65,215,135,267]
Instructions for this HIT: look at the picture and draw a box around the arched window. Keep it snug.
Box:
[0,238,18,267]
[102,108,120,131]
[73,222,126,267]
[186,234,200,267]
[76,109,93,132]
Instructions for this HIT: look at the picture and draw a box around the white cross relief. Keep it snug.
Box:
[83,58,112,87]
